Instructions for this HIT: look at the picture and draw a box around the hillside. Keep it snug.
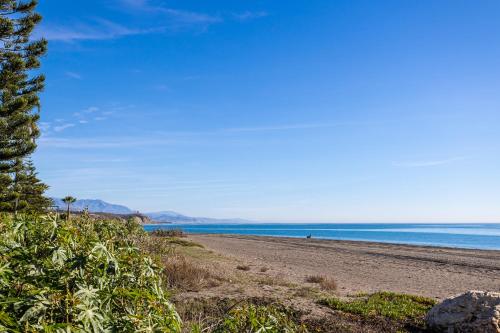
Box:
[52,198,135,214]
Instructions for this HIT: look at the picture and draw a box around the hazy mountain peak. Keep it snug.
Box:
[51,198,134,215]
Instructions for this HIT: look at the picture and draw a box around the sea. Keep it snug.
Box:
[143,223,500,250]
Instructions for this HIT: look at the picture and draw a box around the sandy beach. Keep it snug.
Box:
[188,234,500,300]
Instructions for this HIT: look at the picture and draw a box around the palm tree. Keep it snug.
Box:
[62,196,77,220]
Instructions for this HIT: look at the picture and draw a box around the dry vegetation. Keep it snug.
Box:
[162,254,221,291]
[305,275,337,291]
[236,264,251,271]
[305,275,327,283]
[319,277,338,291]
[143,229,436,333]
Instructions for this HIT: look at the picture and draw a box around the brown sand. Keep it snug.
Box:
[188,234,500,300]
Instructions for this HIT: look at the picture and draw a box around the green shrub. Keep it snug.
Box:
[150,229,185,238]
[214,304,308,333]
[0,213,181,332]
[320,291,436,322]
[165,237,204,248]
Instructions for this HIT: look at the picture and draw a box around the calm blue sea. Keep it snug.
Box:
[143,223,500,250]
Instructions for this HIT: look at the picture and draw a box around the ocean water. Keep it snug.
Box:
[143,223,500,250]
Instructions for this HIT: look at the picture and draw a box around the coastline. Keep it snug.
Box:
[187,233,500,299]
[184,232,500,252]
[144,222,500,250]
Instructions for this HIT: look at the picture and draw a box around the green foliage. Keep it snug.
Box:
[150,229,185,238]
[320,291,436,322]
[0,214,182,332]
[214,304,308,333]
[62,196,77,204]
[5,158,52,213]
[0,0,48,212]
[0,0,47,164]
[16,159,52,212]
[163,237,204,248]
[62,196,77,220]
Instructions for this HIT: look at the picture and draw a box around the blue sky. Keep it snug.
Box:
[34,0,500,221]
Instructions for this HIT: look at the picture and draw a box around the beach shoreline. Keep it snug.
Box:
[187,233,500,299]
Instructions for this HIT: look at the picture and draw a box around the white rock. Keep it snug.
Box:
[426,290,500,333]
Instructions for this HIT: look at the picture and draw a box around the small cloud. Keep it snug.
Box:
[121,0,147,6]
[38,136,182,149]
[54,118,65,123]
[160,8,221,25]
[84,106,99,113]
[393,157,468,168]
[94,117,107,121]
[53,123,75,132]
[79,120,88,124]
[65,71,82,79]
[118,0,221,26]
[232,11,268,21]
[37,18,160,42]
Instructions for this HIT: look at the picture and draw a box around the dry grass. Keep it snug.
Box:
[260,267,269,272]
[319,277,337,291]
[256,275,279,286]
[236,265,251,271]
[174,298,230,333]
[305,275,337,291]
[305,275,326,283]
[162,255,220,291]
[139,235,176,257]
[175,298,306,333]
[255,275,295,288]
[293,286,318,298]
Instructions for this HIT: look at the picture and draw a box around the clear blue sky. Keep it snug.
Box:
[34,0,500,222]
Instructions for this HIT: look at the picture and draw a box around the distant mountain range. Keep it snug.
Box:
[145,211,249,224]
[52,198,134,215]
[51,198,247,224]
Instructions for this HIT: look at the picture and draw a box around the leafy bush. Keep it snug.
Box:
[164,238,204,248]
[214,304,308,333]
[0,213,181,332]
[320,291,436,322]
[150,229,185,238]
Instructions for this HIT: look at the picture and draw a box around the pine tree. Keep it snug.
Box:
[0,170,11,211]
[0,1,47,212]
[14,158,52,213]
